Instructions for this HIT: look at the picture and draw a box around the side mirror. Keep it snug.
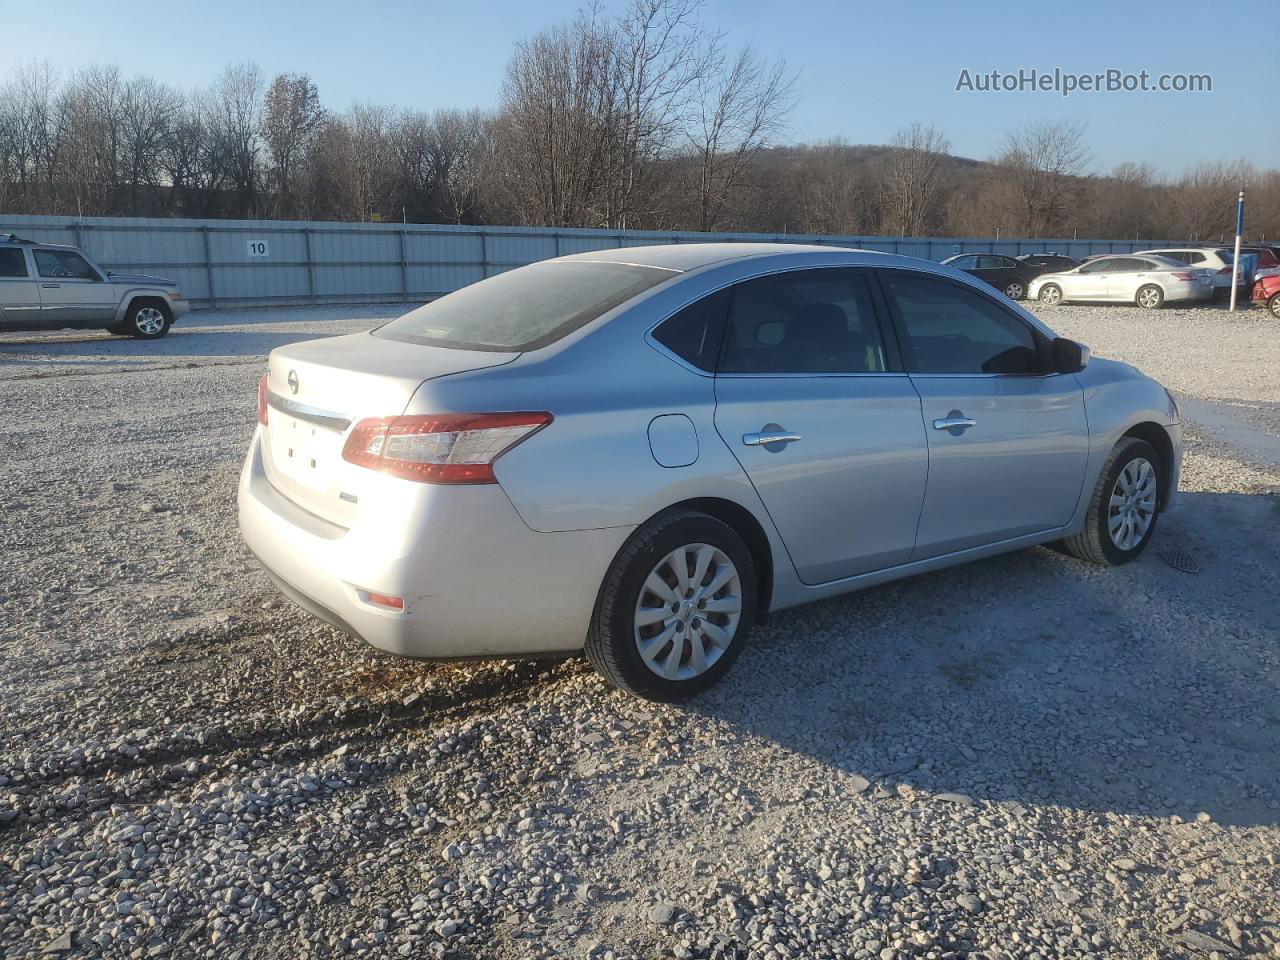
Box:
[1052,337,1090,373]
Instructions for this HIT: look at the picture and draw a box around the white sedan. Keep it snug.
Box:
[1029,254,1214,309]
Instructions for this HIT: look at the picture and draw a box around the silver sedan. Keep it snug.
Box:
[1028,253,1214,308]
[239,245,1182,701]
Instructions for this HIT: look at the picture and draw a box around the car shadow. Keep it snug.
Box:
[679,489,1280,827]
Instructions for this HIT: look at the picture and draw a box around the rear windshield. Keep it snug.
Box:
[373,260,674,352]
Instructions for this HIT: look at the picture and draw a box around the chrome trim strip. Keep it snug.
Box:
[266,392,352,430]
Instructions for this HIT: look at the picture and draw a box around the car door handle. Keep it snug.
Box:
[41,282,60,288]
[932,416,976,431]
[743,431,803,446]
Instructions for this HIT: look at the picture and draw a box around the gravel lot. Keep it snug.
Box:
[1,299,1278,960]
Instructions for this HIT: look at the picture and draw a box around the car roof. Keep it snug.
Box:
[554,242,892,272]
[0,235,78,251]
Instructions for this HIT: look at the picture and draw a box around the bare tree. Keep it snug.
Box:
[880,122,950,236]
[497,10,620,226]
[120,75,182,211]
[262,73,324,217]
[687,43,795,231]
[1162,160,1249,242]
[994,121,1090,236]
[206,62,264,216]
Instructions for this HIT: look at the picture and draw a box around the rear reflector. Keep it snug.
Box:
[342,412,553,484]
[257,374,269,426]
[366,591,404,610]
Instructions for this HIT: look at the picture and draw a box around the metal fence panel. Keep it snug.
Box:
[0,213,1173,309]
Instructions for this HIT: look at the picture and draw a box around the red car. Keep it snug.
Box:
[1252,273,1280,318]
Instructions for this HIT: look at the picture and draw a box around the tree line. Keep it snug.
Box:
[2,0,1276,242]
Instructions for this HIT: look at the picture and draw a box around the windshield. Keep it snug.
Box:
[373,260,674,352]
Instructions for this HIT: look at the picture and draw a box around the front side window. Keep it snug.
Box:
[1079,258,1118,274]
[0,248,28,278]
[34,249,98,280]
[946,255,979,269]
[881,272,1046,375]
[720,269,888,375]
[374,261,673,352]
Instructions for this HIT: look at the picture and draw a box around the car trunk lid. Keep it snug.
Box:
[261,332,518,526]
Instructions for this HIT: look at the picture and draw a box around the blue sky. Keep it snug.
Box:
[0,0,1267,175]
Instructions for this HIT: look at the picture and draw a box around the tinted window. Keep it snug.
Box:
[374,261,671,352]
[1079,258,1119,274]
[34,249,98,280]
[1185,252,1207,264]
[721,269,887,374]
[0,248,28,278]
[1110,258,1149,272]
[974,255,1003,269]
[882,272,1045,375]
[946,255,978,269]
[651,289,729,371]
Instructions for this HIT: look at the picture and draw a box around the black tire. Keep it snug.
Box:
[1269,292,1280,319]
[1135,284,1164,309]
[123,299,172,339]
[1039,283,1063,306]
[1058,437,1161,565]
[585,510,756,702]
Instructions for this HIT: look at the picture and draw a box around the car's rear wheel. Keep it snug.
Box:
[1269,292,1280,318]
[1003,280,1026,300]
[585,510,756,702]
[124,300,172,339]
[1039,283,1063,305]
[1136,284,1164,309]
[1058,437,1160,565]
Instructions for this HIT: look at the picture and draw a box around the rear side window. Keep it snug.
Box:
[881,272,1046,375]
[374,261,672,352]
[721,269,888,374]
[651,289,729,371]
[0,248,27,278]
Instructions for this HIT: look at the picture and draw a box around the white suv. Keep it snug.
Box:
[0,234,189,339]
[1136,247,1245,299]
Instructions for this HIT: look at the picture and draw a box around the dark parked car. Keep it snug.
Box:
[940,253,1041,301]
[1016,253,1081,273]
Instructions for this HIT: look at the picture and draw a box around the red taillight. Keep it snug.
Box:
[341,412,553,484]
[1171,271,1194,281]
[257,374,269,426]
[1217,266,1233,275]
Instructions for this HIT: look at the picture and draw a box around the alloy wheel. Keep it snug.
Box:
[135,306,166,335]
[1040,285,1062,305]
[1137,286,1162,309]
[633,543,742,681]
[1005,282,1024,299]
[1108,457,1157,551]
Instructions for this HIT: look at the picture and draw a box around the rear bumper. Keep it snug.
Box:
[237,428,631,658]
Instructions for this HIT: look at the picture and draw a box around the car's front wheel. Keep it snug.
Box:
[1038,283,1063,305]
[1003,280,1026,300]
[585,510,756,701]
[1136,284,1164,309]
[120,300,172,339]
[1058,436,1161,565]
[1269,292,1280,319]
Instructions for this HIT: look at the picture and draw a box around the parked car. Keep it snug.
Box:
[1252,273,1280,317]
[0,234,187,338]
[1136,246,1250,299]
[939,253,1041,300]
[239,244,1182,701]
[1029,254,1214,308]
[1016,253,1081,273]
[1241,245,1280,280]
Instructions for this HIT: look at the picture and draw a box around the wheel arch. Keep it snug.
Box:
[647,497,775,622]
[1120,421,1174,510]
[113,290,174,325]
